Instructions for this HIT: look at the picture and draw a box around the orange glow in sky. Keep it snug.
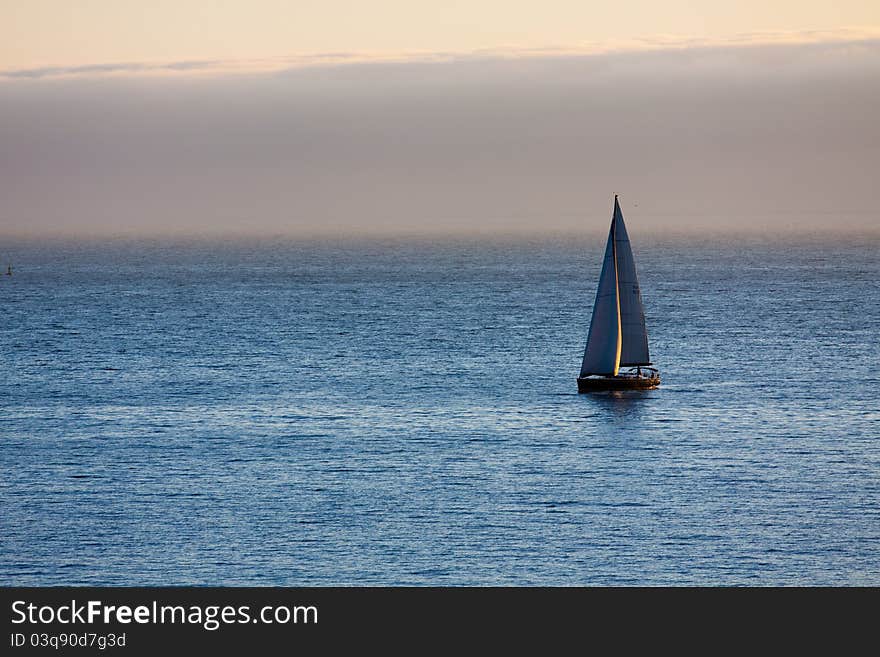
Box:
[2,0,879,70]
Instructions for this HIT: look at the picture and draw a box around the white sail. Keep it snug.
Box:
[612,197,652,366]
[580,216,622,376]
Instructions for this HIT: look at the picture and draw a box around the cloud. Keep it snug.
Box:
[3,27,880,81]
[1,31,878,237]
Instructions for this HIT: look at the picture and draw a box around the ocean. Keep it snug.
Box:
[1,233,878,585]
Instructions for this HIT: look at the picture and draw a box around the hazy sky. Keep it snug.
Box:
[1,2,878,236]
[3,1,880,70]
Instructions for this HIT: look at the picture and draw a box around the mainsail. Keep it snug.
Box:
[613,197,651,366]
[579,196,650,376]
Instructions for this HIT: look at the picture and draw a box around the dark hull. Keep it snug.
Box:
[577,375,660,392]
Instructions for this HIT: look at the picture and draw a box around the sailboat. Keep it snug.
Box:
[577,195,659,392]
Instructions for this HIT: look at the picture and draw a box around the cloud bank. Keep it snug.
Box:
[1,33,878,237]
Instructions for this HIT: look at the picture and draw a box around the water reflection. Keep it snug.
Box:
[580,389,654,421]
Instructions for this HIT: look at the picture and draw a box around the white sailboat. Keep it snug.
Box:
[577,195,659,392]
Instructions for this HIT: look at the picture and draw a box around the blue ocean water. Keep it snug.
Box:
[1,234,878,585]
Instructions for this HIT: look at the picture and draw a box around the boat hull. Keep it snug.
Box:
[577,374,660,392]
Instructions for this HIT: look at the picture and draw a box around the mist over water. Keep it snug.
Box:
[1,234,878,584]
[2,38,879,238]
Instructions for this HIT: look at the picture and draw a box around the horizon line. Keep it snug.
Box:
[2,225,878,243]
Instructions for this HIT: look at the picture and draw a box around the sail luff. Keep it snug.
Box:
[579,209,622,377]
[611,215,622,374]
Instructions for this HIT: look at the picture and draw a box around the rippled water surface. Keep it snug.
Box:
[2,234,878,585]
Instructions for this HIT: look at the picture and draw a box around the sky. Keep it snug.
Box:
[1,1,878,236]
